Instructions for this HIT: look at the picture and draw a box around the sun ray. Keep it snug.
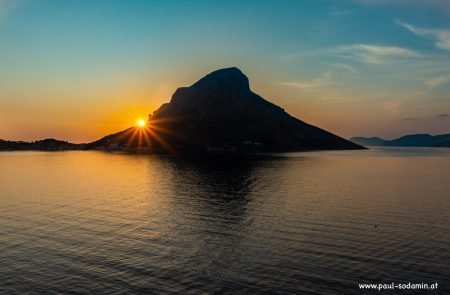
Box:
[115,128,135,142]
[125,128,139,147]
[146,127,177,155]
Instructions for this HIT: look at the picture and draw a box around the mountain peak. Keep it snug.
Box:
[191,67,250,93]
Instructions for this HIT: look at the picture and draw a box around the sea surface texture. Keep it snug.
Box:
[0,148,449,294]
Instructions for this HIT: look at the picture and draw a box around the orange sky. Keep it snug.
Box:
[1,0,449,142]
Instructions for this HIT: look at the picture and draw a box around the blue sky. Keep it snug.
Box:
[0,0,449,142]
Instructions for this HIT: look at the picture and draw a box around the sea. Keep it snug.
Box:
[0,147,449,294]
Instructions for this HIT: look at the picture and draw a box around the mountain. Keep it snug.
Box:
[89,67,364,153]
[350,134,450,147]
[0,138,84,151]
[436,138,450,147]
[436,139,450,147]
[349,137,385,147]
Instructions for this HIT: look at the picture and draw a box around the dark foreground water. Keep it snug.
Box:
[0,148,449,294]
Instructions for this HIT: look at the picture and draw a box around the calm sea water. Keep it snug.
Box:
[0,148,449,294]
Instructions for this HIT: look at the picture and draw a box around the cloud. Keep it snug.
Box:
[283,44,422,64]
[426,75,450,88]
[383,101,403,114]
[400,114,448,121]
[332,63,358,73]
[333,44,422,64]
[396,20,450,51]
[280,72,331,90]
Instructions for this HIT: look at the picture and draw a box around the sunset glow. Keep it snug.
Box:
[136,119,146,128]
[0,0,448,143]
[0,2,449,294]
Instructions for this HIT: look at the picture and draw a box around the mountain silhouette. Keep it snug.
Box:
[0,138,83,151]
[349,137,386,147]
[351,133,450,147]
[437,140,450,147]
[89,67,363,153]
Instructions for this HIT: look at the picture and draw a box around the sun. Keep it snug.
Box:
[136,119,146,128]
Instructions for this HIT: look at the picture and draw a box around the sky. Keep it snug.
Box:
[0,0,449,143]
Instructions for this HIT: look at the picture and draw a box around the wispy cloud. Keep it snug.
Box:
[282,44,422,64]
[383,101,403,114]
[396,20,450,51]
[400,114,448,121]
[333,44,422,64]
[332,63,358,73]
[280,72,331,90]
[426,75,450,88]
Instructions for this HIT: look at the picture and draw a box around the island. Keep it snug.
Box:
[88,67,364,153]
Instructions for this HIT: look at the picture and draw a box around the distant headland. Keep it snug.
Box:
[351,134,450,148]
[1,67,365,153]
[0,138,85,151]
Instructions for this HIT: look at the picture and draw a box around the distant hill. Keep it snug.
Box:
[349,137,385,147]
[89,67,364,153]
[435,139,450,147]
[351,134,450,147]
[0,139,84,151]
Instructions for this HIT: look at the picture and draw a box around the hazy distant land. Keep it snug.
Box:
[0,138,85,151]
[351,134,450,148]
